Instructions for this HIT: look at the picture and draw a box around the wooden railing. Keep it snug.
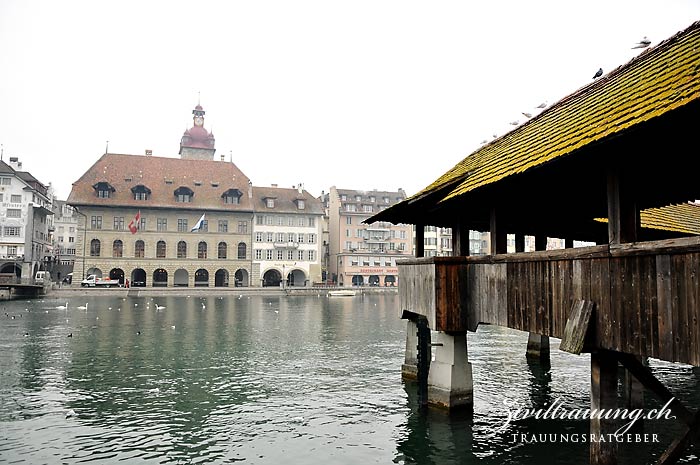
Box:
[398,236,700,365]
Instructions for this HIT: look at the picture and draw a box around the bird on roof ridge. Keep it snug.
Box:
[632,36,651,49]
[592,68,603,79]
[522,112,532,118]
[509,121,519,126]
[536,102,547,109]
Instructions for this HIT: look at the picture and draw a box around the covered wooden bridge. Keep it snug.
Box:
[368,21,700,465]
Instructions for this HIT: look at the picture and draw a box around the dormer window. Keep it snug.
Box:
[296,199,305,210]
[341,194,347,201]
[370,196,375,202]
[265,197,275,208]
[93,181,115,199]
[222,188,242,205]
[131,184,151,201]
[384,197,390,203]
[355,195,362,202]
[174,186,194,203]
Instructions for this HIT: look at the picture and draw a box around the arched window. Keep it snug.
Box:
[218,241,227,259]
[135,240,145,258]
[156,240,166,258]
[198,241,207,259]
[90,239,101,257]
[174,186,194,203]
[112,240,123,258]
[177,241,187,259]
[237,242,247,260]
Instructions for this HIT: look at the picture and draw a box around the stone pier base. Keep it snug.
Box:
[402,320,418,380]
[427,332,473,410]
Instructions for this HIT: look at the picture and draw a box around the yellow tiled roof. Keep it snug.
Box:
[596,203,700,236]
[415,21,700,204]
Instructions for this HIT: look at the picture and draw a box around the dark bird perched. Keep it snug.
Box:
[592,68,603,79]
[509,121,519,126]
[522,112,532,118]
[536,102,547,109]
[67,333,73,338]
[632,36,651,49]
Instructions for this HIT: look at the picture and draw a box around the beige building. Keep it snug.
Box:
[251,185,324,287]
[67,104,256,287]
[327,186,412,286]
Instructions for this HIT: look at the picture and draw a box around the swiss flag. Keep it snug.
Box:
[128,211,141,234]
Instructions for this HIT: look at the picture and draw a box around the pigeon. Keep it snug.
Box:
[509,121,519,126]
[536,102,547,109]
[480,140,488,145]
[593,68,603,79]
[522,112,532,118]
[632,36,651,49]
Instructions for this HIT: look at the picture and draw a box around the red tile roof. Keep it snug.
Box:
[67,153,253,211]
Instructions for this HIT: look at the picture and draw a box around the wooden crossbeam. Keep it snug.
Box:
[614,352,699,465]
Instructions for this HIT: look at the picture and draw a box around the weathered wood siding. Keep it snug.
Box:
[398,237,700,365]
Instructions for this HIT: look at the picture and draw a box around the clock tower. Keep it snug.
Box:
[179,103,216,160]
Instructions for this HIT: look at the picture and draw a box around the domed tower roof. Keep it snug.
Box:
[179,103,216,160]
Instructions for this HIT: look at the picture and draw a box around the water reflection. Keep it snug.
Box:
[0,295,699,464]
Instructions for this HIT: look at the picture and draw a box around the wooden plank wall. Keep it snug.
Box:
[398,238,700,365]
[398,261,437,328]
[466,249,700,366]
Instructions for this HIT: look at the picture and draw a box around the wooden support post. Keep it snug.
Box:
[607,169,644,411]
[590,351,619,465]
[415,223,425,258]
[565,238,574,249]
[489,208,507,255]
[514,234,525,253]
[452,222,470,257]
[527,234,550,361]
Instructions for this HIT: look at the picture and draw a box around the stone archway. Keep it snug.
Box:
[174,269,189,287]
[384,275,396,287]
[215,269,229,287]
[153,268,168,287]
[0,262,21,277]
[234,269,249,287]
[131,268,146,287]
[86,267,103,278]
[109,268,125,285]
[195,269,209,287]
[352,275,364,286]
[288,269,307,287]
[368,275,380,286]
[263,269,281,287]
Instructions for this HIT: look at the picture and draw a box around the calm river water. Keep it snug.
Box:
[1,293,699,464]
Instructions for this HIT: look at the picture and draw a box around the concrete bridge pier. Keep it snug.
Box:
[427,331,473,410]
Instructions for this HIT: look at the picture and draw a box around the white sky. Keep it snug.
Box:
[1,1,698,200]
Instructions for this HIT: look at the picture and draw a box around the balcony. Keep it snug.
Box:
[273,241,300,249]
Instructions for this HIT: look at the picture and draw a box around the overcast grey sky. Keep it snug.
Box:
[1,1,698,200]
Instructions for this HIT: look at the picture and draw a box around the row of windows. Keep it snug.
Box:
[94,184,242,205]
[89,239,247,260]
[255,215,317,227]
[340,194,398,204]
[90,216,248,233]
[344,241,406,251]
[2,226,21,236]
[348,257,397,266]
[0,194,23,203]
[264,198,306,210]
[57,236,76,243]
[345,229,407,239]
[253,249,316,261]
[254,232,317,243]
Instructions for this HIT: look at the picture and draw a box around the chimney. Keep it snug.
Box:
[145,150,152,156]
[8,157,22,170]
[248,181,253,198]
[220,153,225,161]
[271,183,278,188]
[298,183,303,194]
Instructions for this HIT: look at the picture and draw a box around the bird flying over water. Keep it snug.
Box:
[632,36,651,49]
[592,68,603,79]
